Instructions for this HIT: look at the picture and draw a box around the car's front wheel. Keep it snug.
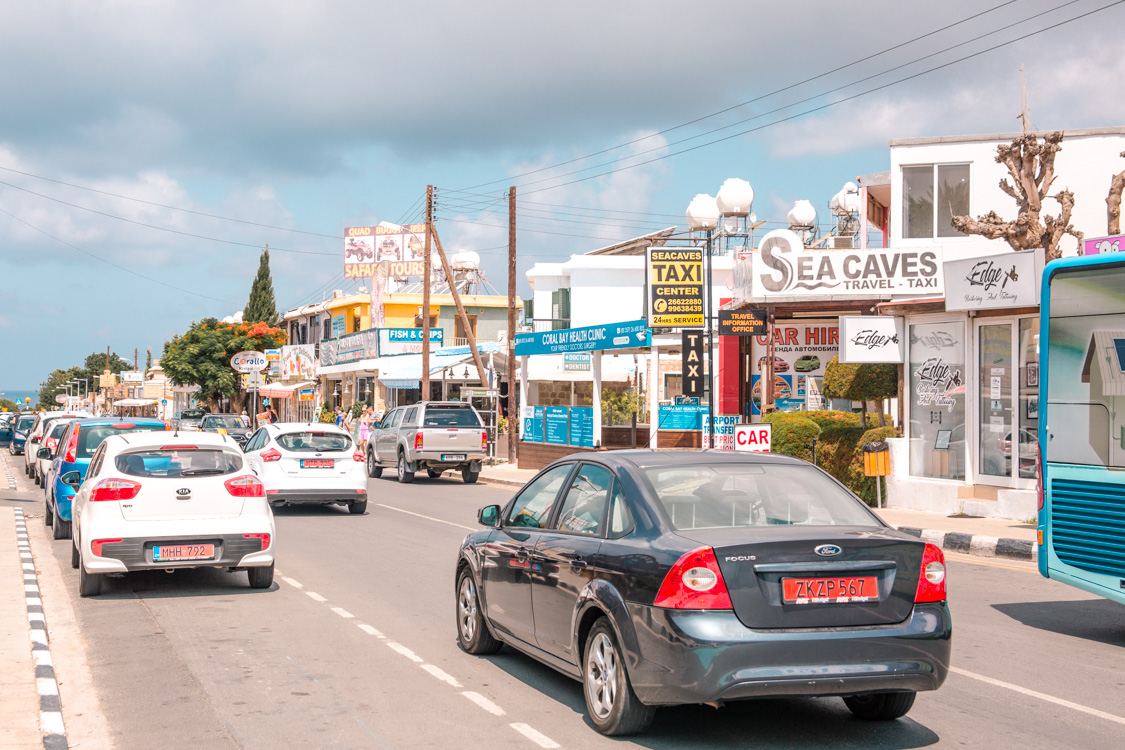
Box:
[248,563,275,589]
[397,453,414,484]
[78,556,102,597]
[583,619,654,736]
[843,691,916,720]
[456,567,501,655]
[366,449,382,478]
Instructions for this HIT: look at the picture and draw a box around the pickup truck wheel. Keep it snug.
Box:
[397,452,414,484]
[366,449,382,478]
[462,467,479,484]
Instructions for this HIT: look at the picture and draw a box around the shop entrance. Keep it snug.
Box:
[975,316,1039,488]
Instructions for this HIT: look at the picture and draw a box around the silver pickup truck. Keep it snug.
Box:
[365,401,488,483]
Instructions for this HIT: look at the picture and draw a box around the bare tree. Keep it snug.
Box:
[951,131,1083,261]
[1109,151,1125,235]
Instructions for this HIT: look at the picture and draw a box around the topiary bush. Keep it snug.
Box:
[821,356,898,427]
[768,417,821,464]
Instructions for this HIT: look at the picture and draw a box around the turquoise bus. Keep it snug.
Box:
[1039,252,1125,604]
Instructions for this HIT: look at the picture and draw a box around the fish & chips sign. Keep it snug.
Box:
[752,229,943,298]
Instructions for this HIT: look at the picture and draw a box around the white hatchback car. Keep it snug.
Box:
[25,411,92,478]
[65,431,275,597]
[35,418,77,487]
[243,423,368,514]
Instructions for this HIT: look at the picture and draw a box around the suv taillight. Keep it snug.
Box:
[415,431,423,450]
[261,448,281,462]
[90,479,142,502]
[64,425,81,463]
[225,475,264,497]
[914,543,947,603]
[481,430,488,451]
[653,547,733,610]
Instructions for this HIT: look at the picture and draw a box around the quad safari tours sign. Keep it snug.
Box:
[646,247,704,327]
[752,229,942,298]
[344,224,427,280]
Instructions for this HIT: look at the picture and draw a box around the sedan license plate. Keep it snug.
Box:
[153,543,214,562]
[301,459,334,468]
[441,454,467,461]
[782,576,877,604]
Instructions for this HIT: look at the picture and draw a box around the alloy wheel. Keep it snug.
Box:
[586,632,618,720]
[457,576,477,642]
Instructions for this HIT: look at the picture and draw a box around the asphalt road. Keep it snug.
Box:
[15,466,1125,749]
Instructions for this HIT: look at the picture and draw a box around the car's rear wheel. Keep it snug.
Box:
[462,468,479,484]
[348,500,367,515]
[583,619,654,736]
[34,470,40,487]
[366,449,382,478]
[78,556,102,597]
[44,494,53,526]
[70,537,79,569]
[843,691,916,721]
[397,453,414,484]
[248,563,275,589]
[52,503,70,540]
[456,567,501,655]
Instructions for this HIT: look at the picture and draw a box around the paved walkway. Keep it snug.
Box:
[0,504,43,748]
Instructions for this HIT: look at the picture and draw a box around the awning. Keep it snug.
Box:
[113,398,158,407]
[377,345,509,389]
[259,381,316,399]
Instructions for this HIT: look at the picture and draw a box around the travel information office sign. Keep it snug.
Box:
[646,247,704,327]
[514,320,651,356]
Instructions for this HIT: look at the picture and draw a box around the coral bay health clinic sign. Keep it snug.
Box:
[515,320,651,356]
[752,229,943,298]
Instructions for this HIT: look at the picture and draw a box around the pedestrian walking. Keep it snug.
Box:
[267,406,279,424]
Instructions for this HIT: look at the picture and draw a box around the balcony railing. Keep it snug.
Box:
[530,318,570,332]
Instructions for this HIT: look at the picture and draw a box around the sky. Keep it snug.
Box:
[2,0,1125,389]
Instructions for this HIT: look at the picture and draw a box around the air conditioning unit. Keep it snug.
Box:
[828,235,855,250]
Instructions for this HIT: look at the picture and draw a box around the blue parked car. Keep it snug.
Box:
[44,417,167,539]
[0,413,14,448]
[8,413,37,456]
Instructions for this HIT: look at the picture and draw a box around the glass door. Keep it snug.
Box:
[976,317,1039,487]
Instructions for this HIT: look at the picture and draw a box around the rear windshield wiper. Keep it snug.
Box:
[181,468,227,476]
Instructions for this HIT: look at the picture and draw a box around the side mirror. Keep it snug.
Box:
[60,471,81,488]
[478,504,501,528]
[36,447,50,459]
[30,436,40,444]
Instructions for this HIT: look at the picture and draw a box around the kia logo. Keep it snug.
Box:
[815,544,842,557]
[176,488,191,497]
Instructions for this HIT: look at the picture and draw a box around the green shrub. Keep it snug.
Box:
[769,417,821,464]
[818,425,898,505]
[821,356,897,401]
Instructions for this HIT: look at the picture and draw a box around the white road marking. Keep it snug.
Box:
[421,664,462,688]
[950,666,1125,726]
[280,576,303,588]
[375,503,473,531]
[305,591,327,603]
[330,607,354,619]
[386,641,424,663]
[40,712,65,735]
[462,691,506,716]
[356,623,384,638]
[36,678,59,696]
[510,723,560,749]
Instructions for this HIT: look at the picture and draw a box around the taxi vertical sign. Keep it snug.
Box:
[646,246,704,327]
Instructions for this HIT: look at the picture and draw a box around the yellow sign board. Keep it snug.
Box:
[646,247,704,327]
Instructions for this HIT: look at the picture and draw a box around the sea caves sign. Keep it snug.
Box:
[751,229,943,298]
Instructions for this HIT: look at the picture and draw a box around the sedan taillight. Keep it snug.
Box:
[64,425,81,463]
[653,547,733,610]
[225,475,264,497]
[352,450,364,462]
[90,479,142,502]
[261,448,282,462]
[914,543,947,603]
[243,533,271,550]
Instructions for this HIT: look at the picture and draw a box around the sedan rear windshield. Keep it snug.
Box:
[16,416,36,431]
[116,448,243,477]
[276,432,352,452]
[422,406,481,427]
[76,424,165,459]
[642,464,878,530]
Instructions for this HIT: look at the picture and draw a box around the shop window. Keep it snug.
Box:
[664,373,683,400]
[413,313,439,329]
[909,321,966,480]
[1017,318,1040,480]
[903,164,970,239]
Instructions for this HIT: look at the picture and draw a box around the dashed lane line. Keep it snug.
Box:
[950,666,1125,727]
[305,591,327,602]
[420,664,462,687]
[330,607,354,619]
[280,576,303,588]
[374,503,473,531]
[386,641,424,663]
[356,623,385,638]
[462,691,506,716]
[511,723,562,749]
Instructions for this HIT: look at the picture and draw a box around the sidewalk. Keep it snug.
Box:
[0,504,44,748]
[479,463,1038,561]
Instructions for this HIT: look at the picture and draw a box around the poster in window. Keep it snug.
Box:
[1027,397,1039,420]
[1026,363,1039,387]
[934,430,952,450]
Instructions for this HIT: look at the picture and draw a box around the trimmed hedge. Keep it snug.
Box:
[769,417,820,464]
[763,409,893,431]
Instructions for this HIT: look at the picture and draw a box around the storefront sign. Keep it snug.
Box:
[569,407,594,447]
[563,353,591,371]
[750,320,838,415]
[377,327,445,357]
[120,370,144,384]
[522,405,545,443]
[280,345,317,380]
[344,224,427,280]
[734,423,772,452]
[646,247,704,327]
[682,330,705,397]
[230,351,268,373]
[752,229,942,298]
[337,330,380,364]
[298,388,315,401]
[1083,234,1124,255]
[514,320,650,356]
[718,308,766,336]
[331,315,345,338]
[943,250,1039,311]
[658,404,707,430]
[840,316,904,363]
[702,414,738,449]
[544,407,569,445]
[265,349,281,362]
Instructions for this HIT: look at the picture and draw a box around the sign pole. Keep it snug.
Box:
[431,225,488,386]
[422,185,433,400]
[706,229,715,448]
[507,186,518,464]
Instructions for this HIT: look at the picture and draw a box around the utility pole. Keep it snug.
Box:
[430,226,488,387]
[422,186,433,400]
[507,186,517,464]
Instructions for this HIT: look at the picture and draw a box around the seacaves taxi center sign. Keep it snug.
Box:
[515,320,651,356]
[751,229,943,298]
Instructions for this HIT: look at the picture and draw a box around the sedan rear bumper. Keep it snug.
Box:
[85,533,274,573]
[266,488,367,505]
[624,602,951,706]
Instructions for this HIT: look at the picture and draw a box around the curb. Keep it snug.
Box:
[479,477,526,491]
[895,525,1037,562]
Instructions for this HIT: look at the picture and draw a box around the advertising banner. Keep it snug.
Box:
[569,407,594,447]
[344,224,428,280]
[230,352,268,373]
[120,370,144,383]
[544,407,569,445]
[840,316,904,363]
[750,320,838,415]
[563,353,591,371]
[718,308,766,336]
[658,404,707,430]
[522,405,545,443]
[646,246,703,327]
[280,345,317,380]
[514,320,650,357]
[702,414,738,449]
[682,329,705,397]
[377,327,445,357]
[942,250,1040,311]
[752,229,942,298]
[734,423,772,452]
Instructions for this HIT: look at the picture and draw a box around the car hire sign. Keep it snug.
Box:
[752,229,942,298]
[646,247,704,327]
[734,423,772,452]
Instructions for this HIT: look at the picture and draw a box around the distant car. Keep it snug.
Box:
[243,423,368,514]
[757,356,789,373]
[66,430,275,597]
[44,418,168,540]
[0,413,15,448]
[171,408,207,432]
[793,354,821,372]
[24,411,92,477]
[199,414,253,447]
[9,413,39,456]
[454,450,950,736]
[34,418,76,487]
[367,401,487,484]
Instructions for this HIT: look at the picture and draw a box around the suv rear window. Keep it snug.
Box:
[422,405,481,427]
[116,448,243,477]
[16,416,36,431]
[77,424,165,459]
[276,431,352,452]
[201,416,249,430]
